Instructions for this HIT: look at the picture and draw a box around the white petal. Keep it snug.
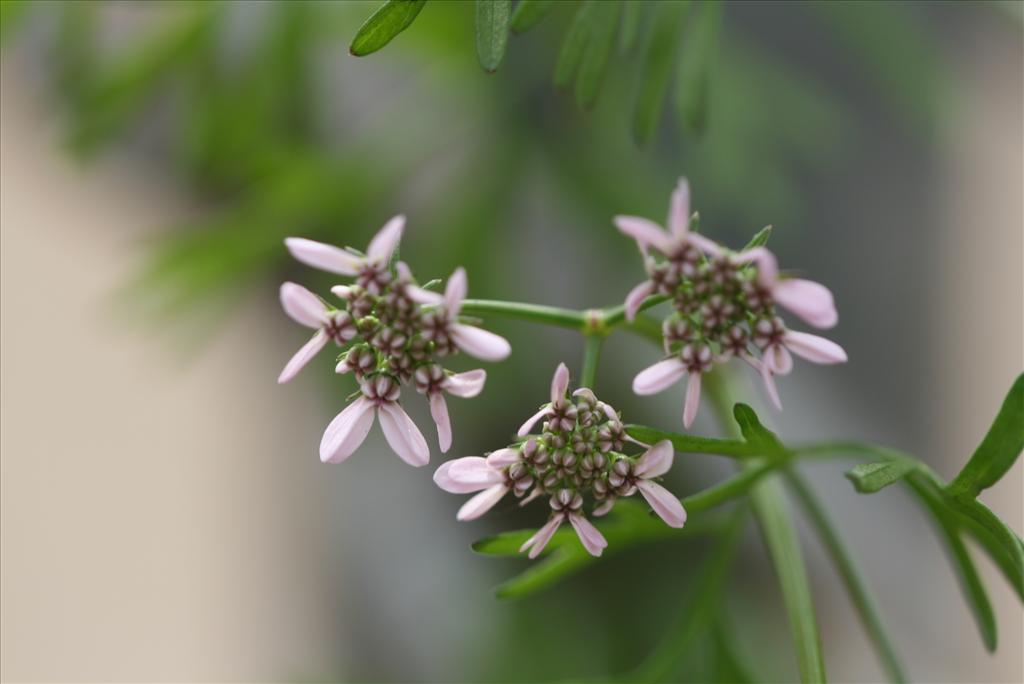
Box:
[568,513,608,557]
[319,397,375,464]
[429,392,452,453]
[517,406,552,437]
[634,440,674,478]
[278,330,329,384]
[377,403,430,467]
[485,448,520,468]
[456,484,509,521]
[668,178,691,239]
[613,215,673,254]
[632,358,687,395]
[683,371,702,428]
[759,360,783,411]
[624,280,655,323]
[443,369,487,398]
[519,516,564,559]
[444,267,468,316]
[784,331,848,365]
[330,285,352,299]
[773,279,838,329]
[550,362,570,404]
[366,214,405,264]
[636,480,687,528]
[285,237,361,276]
[767,344,793,375]
[451,324,511,362]
[433,457,501,493]
[280,282,328,328]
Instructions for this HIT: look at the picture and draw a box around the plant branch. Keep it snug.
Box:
[580,334,603,389]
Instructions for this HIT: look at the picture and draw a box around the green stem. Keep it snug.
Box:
[460,298,586,329]
[579,334,603,389]
[785,469,907,683]
[705,370,827,684]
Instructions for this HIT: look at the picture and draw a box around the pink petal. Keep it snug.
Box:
[550,362,570,404]
[687,232,724,257]
[759,360,783,411]
[519,516,564,559]
[683,371,702,428]
[429,392,452,453]
[330,285,352,299]
[485,448,520,468]
[592,499,615,517]
[434,457,502,493]
[280,282,328,328]
[377,402,430,467]
[636,480,687,528]
[366,214,405,264]
[406,285,443,305]
[624,280,655,322]
[668,177,691,239]
[456,484,509,521]
[278,330,329,384]
[773,279,838,329]
[783,331,848,365]
[632,358,687,395]
[517,406,552,437]
[285,237,361,276]
[444,369,487,398]
[766,344,793,375]
[732,246,778,286]
[319,397,375,464]
[451,324,512,362]
[634,440,674,478]
[444,267,468,316]
[613,215,673,254]
[568,513,608,557]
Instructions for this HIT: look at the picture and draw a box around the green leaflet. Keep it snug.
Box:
[618,0,642,54]
[632,0,688,143]
[742,225,773,250]
[675,0,721,132]
[845,459,919,493]
[509,0,554,34]
[732,403,786,455]
[475,0,511,72]
[349,0,427,57]
[947,373,1023,499]
[625,424,757,458]
[574,0,620,109]
[554,1,594,89]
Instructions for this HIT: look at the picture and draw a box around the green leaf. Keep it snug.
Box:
[574,0,620,109]
[845,459,919,494]
[906,476,997,651]
[509,0,553,33]
[749,476,827,683]
[349,0,427,57]
[632,0,688,143]
[787,470,907,683]
[947,373,1024,499]
[554,1,593,89]
[475,0,511,72]
[732,403,786,455]
[618,0,642,54]
[674,0,721,132]
[742,225,773,250]
[944,495,1024,600]
[625,424,757,458]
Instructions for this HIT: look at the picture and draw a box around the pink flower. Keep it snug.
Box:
[414,366,488,452]
[615,178,722,321]
[753,317,848,410]
[632,343,713,428]
[729,246,838,330]
[278,282,357,383]
[285,215,405,294]
[631,441,687,527]
[519,489,609,559]
[407,267,512,362]
[517,362,572,437]
[433,449,518,520]
[320,375,430,467]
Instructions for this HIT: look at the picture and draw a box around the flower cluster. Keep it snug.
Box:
[278,216,511,466]
[618,178,847,427]
[435,363,686,558]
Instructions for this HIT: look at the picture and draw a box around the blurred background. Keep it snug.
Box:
[1,1,1021,681]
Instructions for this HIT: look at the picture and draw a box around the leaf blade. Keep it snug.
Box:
[574,0,620,109]
[845,459,919,493]
[349,0,427,57]
[509,0,553,34]
[553,1,593,89]
[475,0,511,72]
[632,0,688,143]
[674,0,721,132]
